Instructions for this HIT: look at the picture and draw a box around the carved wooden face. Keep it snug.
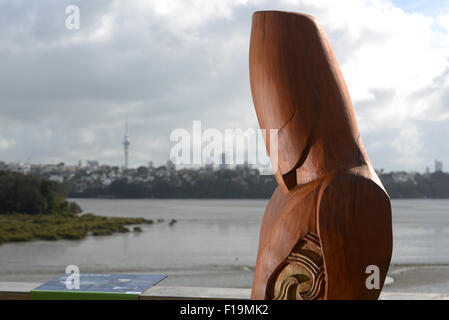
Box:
[249,12,323,190]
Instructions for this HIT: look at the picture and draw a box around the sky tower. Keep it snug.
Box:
[123,119,130,169]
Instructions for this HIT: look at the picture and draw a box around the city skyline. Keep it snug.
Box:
[0,155,445,175]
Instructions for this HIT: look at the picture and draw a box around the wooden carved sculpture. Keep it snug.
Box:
[249,11,393,300]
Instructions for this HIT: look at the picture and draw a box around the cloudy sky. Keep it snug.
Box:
[0,0,448,172]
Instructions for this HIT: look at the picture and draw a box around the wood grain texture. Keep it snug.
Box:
[249,11,393,300]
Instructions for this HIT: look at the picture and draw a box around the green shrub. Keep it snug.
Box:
[0,213,158,245]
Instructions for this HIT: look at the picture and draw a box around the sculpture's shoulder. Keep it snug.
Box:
[317,166,393,299]
[318,166,390,214]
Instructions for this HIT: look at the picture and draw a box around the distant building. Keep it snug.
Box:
[167,159,176,171]
[86,160,99,169]
[57,162,65,172]
[48,175,63,183]
[435,160,443,172]
[219,152,228,170]
[6,162,30,174]
[0,161,7,171]
[392,171,414,184]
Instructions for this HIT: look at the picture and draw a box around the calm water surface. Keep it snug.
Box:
[1,199,448,292]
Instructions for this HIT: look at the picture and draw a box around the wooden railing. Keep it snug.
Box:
[0,282,448,300]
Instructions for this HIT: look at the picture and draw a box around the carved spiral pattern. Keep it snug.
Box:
[270,233,325,300]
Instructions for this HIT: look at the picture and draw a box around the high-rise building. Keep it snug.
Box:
[166,159,176,171]
[435,159,443,172]
[123,120,131,169]
[86,160,99,169]
[220,152,227,169]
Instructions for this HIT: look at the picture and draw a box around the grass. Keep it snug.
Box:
[0,212,159,245]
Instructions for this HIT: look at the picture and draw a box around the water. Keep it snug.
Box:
[0,199,448,293]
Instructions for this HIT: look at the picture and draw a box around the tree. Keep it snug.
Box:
[0,171,81,215]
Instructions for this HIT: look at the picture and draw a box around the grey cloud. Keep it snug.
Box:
[0,0,448,171]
